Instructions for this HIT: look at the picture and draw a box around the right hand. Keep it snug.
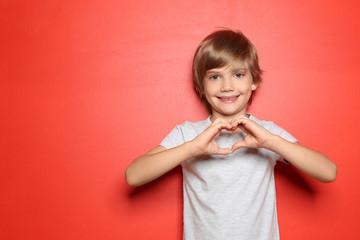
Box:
[191,118,234,156]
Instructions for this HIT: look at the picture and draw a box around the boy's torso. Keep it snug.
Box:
[160,114,297,240]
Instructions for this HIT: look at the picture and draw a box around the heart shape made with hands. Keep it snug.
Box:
[210,116,266,153]
[213,120,250,153]
[221,123,244,134]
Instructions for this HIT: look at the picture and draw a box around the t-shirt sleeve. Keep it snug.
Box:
[269,122,298,162]
[269,122,298,143]
[159,125,185,149]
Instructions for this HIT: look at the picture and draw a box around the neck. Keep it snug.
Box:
[210,111,248,123]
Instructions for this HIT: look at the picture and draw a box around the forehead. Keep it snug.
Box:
[206,61,249,73]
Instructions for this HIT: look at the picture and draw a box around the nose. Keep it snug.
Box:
[220,78,234,92]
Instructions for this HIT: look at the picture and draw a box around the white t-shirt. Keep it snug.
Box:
[160,114,297,240]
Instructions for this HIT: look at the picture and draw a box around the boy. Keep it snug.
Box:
[125,29,337,240]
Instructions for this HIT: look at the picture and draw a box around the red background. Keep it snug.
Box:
[1,0,359,239]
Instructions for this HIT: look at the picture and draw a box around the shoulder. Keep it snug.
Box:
[249,113,298,143]
[248,114,277,132]
[177,117,211,132]
[160,117,211,149]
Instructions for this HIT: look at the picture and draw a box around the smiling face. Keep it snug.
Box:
[203,62,257,122]
[192,30,263,118]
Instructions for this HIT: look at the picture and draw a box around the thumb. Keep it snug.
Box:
[232,141,247,152]
[216,148,234,155]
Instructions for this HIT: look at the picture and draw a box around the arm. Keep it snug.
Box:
[125,143,197,186]
[231,116,337,183]
[265,137,336,182]
[125,119,234,186]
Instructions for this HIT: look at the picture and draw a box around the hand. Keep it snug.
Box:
[230,115,274,151]
[192,118,234,155]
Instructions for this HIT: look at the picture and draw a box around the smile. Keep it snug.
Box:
[217,96,239,103]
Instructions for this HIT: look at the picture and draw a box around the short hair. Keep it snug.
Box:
[192,29,263,107]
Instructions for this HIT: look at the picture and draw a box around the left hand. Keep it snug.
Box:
[230,115,275,151]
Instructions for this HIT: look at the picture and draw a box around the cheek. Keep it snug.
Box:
[203,88,214,101]
[242,78,256,91]
[203,82,217,95]
[237,83,254,94]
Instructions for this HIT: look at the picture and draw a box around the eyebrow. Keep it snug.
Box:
[205,70,221,75]
[205,67,249,75]
[231,68,248,73]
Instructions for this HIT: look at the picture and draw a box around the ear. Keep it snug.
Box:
[251,82,258,91]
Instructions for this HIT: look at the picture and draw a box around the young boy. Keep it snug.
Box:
[125,29,337,240]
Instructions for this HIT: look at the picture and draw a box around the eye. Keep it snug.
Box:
[234,73,245,78]
[209,75,220,80]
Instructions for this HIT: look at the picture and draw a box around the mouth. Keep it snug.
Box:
[217,95,239,103]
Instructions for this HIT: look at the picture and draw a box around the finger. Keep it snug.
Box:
[216,148,233,155]
[211,131,221,142]
[230,120,247,134]
[237,125,250,135]
[232,117,258,135]
[231,119,244,129]
[230,114,248,125]
[212,122,233,132]
[231,116,250,126]
[201,122,231,142]
[232,141,247,151]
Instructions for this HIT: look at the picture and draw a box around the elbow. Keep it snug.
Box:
[125,167,139,187]
[125,167,144,187]
[321,162,337,183]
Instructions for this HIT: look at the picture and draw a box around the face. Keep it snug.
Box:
[203,63,257,122]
